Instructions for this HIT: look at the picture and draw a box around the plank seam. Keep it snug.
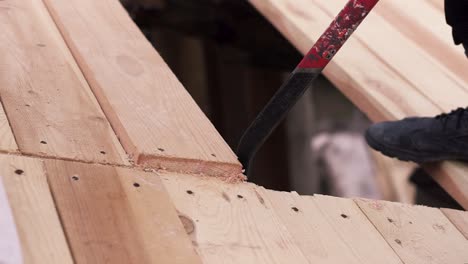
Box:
[352,198,407,264]
[441,209,468,239]
[38,159,77,264]
[0,93,20,153]
[40,0,130,165]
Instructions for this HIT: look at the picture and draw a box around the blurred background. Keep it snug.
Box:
[117,0,445,205]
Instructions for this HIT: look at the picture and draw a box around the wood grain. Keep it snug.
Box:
[161,173,309,264]
[44,159,201,264]
[356,199,468,263]
[0,173,22,264]
[0,0,128,165]
[316,0,468,112]
[0,155,73,264]
[441,208,468,239]
[376,0,468,86]
[262,190,402,264]
[43,0,242,178]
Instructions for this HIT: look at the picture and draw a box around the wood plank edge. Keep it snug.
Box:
[138,154,245,181]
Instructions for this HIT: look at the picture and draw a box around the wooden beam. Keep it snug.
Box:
[376,0,468,85]
[161,173,309,263]
[43,0,242,178]
[263,190,403,263]
[356,199,468,263]
[0,155,73,264]
[0,0,128,165]
[44,159,201,264]
[441,208,468,239]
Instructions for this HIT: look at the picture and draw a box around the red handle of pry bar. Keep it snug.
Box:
[297,0,379,69]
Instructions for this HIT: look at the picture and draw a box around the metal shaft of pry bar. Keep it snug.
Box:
[236,0,380,175]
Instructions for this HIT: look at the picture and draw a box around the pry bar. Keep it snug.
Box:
[237,0,380,175]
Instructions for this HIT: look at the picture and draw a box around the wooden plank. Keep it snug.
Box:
[0,104,18,153]
[311,195,404,263]
[44,159,201,264]
[315,0,468,112]
[0,0,128,165]
[0,174,22,264]
[161,173,309,264]
[356,199,468,263]
[43,0,242,178]
[0,155,73,264]
[441,208,468,239]
[376,0,468,86]
[262,189,402,263]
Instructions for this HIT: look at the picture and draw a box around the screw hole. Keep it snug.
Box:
[71,176,79,181]
[40,140,47,144]
[14,169,24,175]
[186,190,194,195]
[237,194,243,199]
[291,207,299,212]
[341,214,349,219]
[157,148,165,152]
[100,151,106,155]
[211,153,216,157]
[133,182,140,188]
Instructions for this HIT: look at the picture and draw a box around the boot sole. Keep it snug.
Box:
[365,132,464,163]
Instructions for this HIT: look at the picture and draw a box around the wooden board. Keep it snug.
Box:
[441,208,468,239]
[0,104,17,153]
[248,0,468,209]
[262,190,402,263]
[376,0,468,85]
[356,199,468,263]
[43,0,242,178]
[161,173,309,264]
[0,0,128,165]
[0,155,73,264]
[0,173,22,264]
[44,159,201,264]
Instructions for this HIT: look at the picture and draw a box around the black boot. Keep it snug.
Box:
[366,108,468,163]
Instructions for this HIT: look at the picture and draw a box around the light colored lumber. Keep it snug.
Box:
[356,199,468,263]
[262,189,402,263]
[44,159,201,264]
[0,104,17,153]
[376,0,468,86]
[0,174,22,264]
[248,0,468,209]
[43,0,242,178]
[315,0,468,112]
[0,0,128,165]
[161,173,309,264]
[441,208,468,239]
[0,155,73,264]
